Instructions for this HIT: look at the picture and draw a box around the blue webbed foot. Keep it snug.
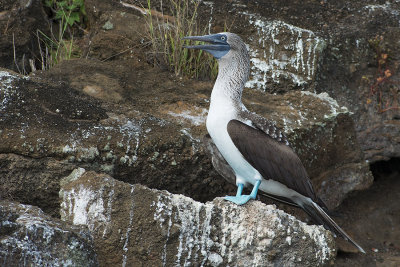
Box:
[224,180,261,205]
[224,194,253,205]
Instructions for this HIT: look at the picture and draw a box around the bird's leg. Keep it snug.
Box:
[224,180,261,205]
[249,180,261,199]
[236,183,244,196]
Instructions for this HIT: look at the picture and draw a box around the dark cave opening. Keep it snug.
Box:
[370,157,400,180]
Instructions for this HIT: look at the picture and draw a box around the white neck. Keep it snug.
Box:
[210,52,250,107]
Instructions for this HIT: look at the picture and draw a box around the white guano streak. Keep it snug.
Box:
[240,13,325,90]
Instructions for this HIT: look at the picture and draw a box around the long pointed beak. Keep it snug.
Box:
[183,44,229,50]
[182,35,219,50]
[183,35,219,43]
[182,34,230,59]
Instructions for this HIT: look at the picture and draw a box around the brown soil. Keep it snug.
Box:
[334,158,400,266]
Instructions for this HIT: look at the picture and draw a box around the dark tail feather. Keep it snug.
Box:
[300,199,366,254]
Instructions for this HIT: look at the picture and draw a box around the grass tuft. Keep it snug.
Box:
[144,0,218,80]
[35,0,85,70]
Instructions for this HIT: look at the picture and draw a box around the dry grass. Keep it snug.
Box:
[144,0,218,80]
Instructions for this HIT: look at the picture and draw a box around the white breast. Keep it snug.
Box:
[206,97,262,186]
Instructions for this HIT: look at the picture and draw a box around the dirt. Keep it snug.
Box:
[333,158,400,266]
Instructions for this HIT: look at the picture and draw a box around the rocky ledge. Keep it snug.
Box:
[59,168,336,267]
[0,200,98,266]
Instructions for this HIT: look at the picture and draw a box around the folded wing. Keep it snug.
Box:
[227,119,319,204]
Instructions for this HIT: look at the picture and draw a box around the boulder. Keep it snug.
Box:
[0,153,76,217]
[315,3,400,163]
[0,200,98,266]
[60,168,336,266]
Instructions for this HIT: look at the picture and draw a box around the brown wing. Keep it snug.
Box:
[203,134,300,207]
[244,111,290,146]
[227,119,319,202]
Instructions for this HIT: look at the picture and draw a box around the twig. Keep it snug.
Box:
[120,1,176,23]
[22,53,26,75]
[101,47,133,62]
[29,59,36,72]
[12,33,22,74]
[379,106,400,113]
[36,30,46,70]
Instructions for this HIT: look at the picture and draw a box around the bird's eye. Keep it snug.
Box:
[221,36,226,41]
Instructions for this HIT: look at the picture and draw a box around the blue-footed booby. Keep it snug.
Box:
[184,32,365,253]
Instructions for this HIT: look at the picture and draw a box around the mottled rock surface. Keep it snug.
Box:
[0,68,227,214]
[0,200,98,266]
[0,153,76,217]
[60,168,336,267]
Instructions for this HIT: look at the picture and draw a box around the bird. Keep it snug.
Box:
[183,32,365,253]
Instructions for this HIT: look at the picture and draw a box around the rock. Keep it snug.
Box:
[0,200,98,266]
[0,67,228,214]
[0,153,76,217]
[0,0,49,73]
[82,0,148,61]
[316,7,400,163]
[244,18,326,93]
[60,168,337,267]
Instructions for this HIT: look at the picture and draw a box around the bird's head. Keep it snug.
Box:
[183,32,246,60]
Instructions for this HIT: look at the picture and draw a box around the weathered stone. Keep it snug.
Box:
[314,2,400,163]
[0,153,76,217]
[0,200,98,266]
[244,18,326,93]
[82,0,148,61]
[0,67,229,213]
[60,168,336,267]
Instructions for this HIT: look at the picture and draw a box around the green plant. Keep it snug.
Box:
[362,35,399,113]
[36,0,85,69]
[144,0,218,80]
[43,0,86,28]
